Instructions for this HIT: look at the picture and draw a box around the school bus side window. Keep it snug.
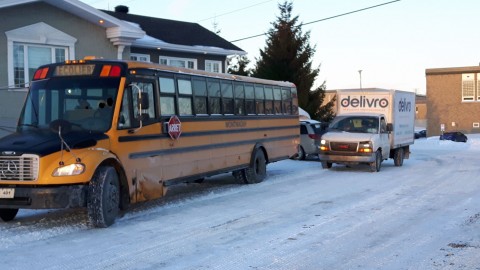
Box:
[245,84,255,115]
[118,89,132,129]
[221,81,234,115]
[119,82,155,128]
[133,82,155,123]
[264,86,274,114]
[159,77,175,115]
[255,84,265,114]
[178,78,193,115]
[193,77,207,115]
[273,87,282,114]
[208,79,221,114]
[282,87,292,114]
[234,83,245,115]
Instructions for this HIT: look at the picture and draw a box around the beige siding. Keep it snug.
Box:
[0,2,117,88]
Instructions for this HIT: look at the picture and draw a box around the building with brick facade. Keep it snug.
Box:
[425,66,480,136]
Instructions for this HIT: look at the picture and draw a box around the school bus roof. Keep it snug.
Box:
[121,60,296,88]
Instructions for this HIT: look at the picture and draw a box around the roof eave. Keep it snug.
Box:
[7,0,146,42]
[133,39,246,56]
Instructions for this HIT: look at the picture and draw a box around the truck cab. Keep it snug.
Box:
[319,113,391,172]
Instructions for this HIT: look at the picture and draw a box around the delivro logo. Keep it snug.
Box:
[340,95,389,108]
[398,98,412,112]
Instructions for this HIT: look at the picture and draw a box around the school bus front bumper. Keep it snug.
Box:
[0,185,87,209]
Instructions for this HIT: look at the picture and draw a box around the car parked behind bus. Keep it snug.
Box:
[297,120,327,160]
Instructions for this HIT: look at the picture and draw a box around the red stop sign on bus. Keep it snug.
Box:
[167,115,182,140]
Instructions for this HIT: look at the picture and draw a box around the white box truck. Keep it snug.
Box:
[319,89,415,172]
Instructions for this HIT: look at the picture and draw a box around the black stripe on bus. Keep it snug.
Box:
[129,135,297,159]
[175,115,299,122]
[118,124,298,142]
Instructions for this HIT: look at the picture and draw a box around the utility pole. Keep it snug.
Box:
[358,70,362,89]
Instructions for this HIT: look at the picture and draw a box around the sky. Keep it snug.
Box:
[2,134,480,269]
[80,0,480,95]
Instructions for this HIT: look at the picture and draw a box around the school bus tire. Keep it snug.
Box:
[0,208,18,222]
[244,148,267,184]
[87,166,120,228]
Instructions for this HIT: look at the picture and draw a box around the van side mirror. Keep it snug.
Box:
[387,123,393,132]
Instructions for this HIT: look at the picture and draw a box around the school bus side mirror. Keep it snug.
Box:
[136,92,149,120]
[140,92,149,110]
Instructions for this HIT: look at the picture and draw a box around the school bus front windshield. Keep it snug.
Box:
[19,77,120,133]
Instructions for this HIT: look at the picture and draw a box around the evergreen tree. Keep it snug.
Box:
[252,1,335,122]
[228,55,252,76]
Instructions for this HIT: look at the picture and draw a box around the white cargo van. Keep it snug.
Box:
[319,89,415,172]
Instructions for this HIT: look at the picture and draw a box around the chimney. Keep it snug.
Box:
[115,5,129,14]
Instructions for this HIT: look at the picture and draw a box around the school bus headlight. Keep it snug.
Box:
[53,163,85,176]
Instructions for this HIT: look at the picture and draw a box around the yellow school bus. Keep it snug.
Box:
[0,59,299,227]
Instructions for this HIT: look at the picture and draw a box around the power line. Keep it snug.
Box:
[230,0,401,43]
[196,0,273,23]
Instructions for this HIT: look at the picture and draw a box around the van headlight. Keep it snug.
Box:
[319,139,329,151]
[358,141,373,153]
[53,163,85,176]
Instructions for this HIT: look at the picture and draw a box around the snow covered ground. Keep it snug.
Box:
[1,135,480,270]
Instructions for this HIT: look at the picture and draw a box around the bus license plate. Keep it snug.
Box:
[0,188,14,199]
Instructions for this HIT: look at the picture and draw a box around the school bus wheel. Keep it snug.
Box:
[87,166,120,228]
[233,148,267,184]
[0,208,19,222]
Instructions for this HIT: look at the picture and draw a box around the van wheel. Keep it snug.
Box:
[370,150,382,172]
[394,148,404,166]
[0,208,18,222]
[87,166,120,228]
[297,145,306,160]
[233,149,267,184]
[321,161,332,169]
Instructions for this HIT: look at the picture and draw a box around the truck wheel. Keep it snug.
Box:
[394,148,404,166]
[297,145,306,160]
[0,208,18,222]
[370,150,382,172]
[87,166,120,228]
[321,161,332,169]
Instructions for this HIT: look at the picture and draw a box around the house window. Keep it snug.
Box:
[462,73,475,101]
[205,60,222,73]
[13,43,67,87]
[6,22,76,89]
[160,56,196,69]
[131,53,150,62]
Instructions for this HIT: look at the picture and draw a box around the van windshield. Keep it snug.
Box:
[330,116,379,134]
[18,77,120,133]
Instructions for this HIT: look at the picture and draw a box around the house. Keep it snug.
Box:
[426,66,480,136]
[0,0,245,137]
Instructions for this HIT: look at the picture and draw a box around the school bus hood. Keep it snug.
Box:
[0,130,108,157]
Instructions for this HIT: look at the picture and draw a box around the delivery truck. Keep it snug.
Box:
[318,89,415,172]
